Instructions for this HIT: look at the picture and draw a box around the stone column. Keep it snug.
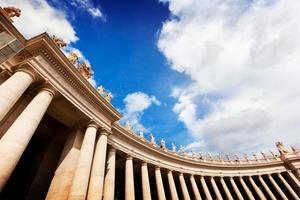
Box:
[167,170,179,200]
[46,129,84,200]
[210,177,223,200]
[200,176,212,200]
[277,173,299,199]
[87,130,109,200]
[125,155,135,200]
[229,177,243,200]
[220,177,233,200]
[267,174,288,200]
[141,162,151,200]
[0,70,35,121]
[239,177,255,200]
[68,123,98,200]
[287,171,300,188]
[103,148,116,200]
[155,167,166,200]
[190,175,201,200]
[179,173,191,200]
[0,87,54,191]
[258,175,276,200]
[248,176,266,200]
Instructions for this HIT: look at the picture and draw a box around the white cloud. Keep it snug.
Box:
[121,92,161,132]
[158,0,300,153]
[70,0,104,19]
[2,0,78,43]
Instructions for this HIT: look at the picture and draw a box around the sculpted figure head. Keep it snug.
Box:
[52,35,67,48]
[275,141,288,155]
[68,52,79,65]
[3,7,21,18]
[78,62,93,79]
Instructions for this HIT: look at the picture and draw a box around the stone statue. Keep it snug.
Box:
[150,133,156,145]
[234,154,239,162]
[171,143,177,153]
[52,35,67,48]
[191,151,196,159]
[179,145,186,156]
[216,154,221,160]
[160,139,166,150]
[270,151,277,159]
[125,121,132,131]
[78,62,93,79]
[252,152,258,161]
[243,153,249,162]
[291,145,298,154]
[261,152,268,160]
[276,141,289,155]
[97,85,105,95]
[68,52,78,65]
[225,154,230,160]
[199,152,204,160]
[3,6,21,18]
[105,92,113,102]
[139,131,144,138]
[207,152,212,160]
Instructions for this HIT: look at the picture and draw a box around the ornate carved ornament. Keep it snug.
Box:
[3,6,21,18]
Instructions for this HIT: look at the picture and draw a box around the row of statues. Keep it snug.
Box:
[124,122,299,162]
[97,86,113,102]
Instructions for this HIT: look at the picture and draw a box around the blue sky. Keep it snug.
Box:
[4,0,300,156]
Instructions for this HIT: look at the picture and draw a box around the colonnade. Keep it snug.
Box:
[0,70,300,199]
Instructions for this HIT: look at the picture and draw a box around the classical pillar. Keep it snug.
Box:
[258,175,276,200]
[287,171,300,188]
[167,170,179,200]
[200,176,212,200]
[68,123,98,200]
[103,148,116,200]
[267,174,288,200]
[277,173,299,199]
[141,162,151,200]
[87,130,109,200]
[0,69,35,122]
[210,177,223,200]
[155,167,166,200]
[125,155,135,200]
[190,175,201,200]
[46,129,84,200]
[179,173,191,200]
[229,177,243,200]
[220,177,233,200]
[248,176,266,200]
[239,177,255,200]
[0,87,54,191]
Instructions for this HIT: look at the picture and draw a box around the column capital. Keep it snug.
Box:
[87,120,100,129]
[38,83,57,97]
[108,147,117,153]
[126,154,133,160]
[141,161,148,166]
[155,166,161,170]
[99,128,112,136]
[15,65,39,81]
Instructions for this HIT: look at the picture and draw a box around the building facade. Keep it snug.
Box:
[0,6,300,200]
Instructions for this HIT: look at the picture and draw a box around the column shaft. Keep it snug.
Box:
[277,173,299,199]
[258,176,276,200]
[155,167,166,200]
[0,70,34,121]
[46,129,84,200]
[190,175,201,200]
[141,162,151,200]
[125,156,135,200]
[248,176,266,200]
[239,177,255,200]
[287,171,300,188]
[200,176,212,200]
[267,174,288,200]
[211,177,223,200]
[229,177,243,200]
[87,132,108,200]
[179,173,191,200]
[68,124,98,200]
[167,171,179,200]
[0,88,53,191]
[220,177,233,200]
[103,148,116,200]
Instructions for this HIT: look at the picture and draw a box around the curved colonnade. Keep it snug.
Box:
[0,6,300,200]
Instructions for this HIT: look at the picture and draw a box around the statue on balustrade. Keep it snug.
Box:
[243,153,249,162]
[171,143,177,153]
[3,6,21,18]
[78,62,93,79]
[199,152,204,160]
[291,145,298,154]
[52,35,67,48]
[139,131,144,138]
[97,85,105,95]
[160,139,166,150]
[105,92,113,102]
[125,121,132,131]
[276,141,289,155]
[68,52,79,65]
[207,152,212,160]
[270,151,277,159]
[179,145,186,156]
[234,154,239,162]
[252,152,258,161]
[150,133,156,145]
[225,154,230,161]
[261,152,268,160]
